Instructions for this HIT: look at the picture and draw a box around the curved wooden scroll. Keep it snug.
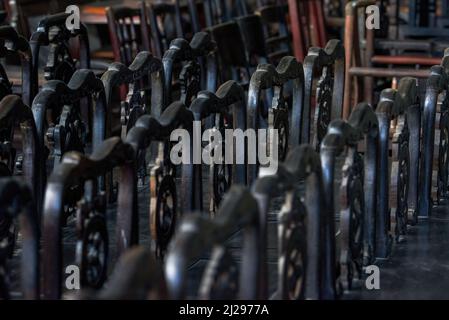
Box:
[101,51,164,137]
[117,101,195,258]
[162,32,217,106]
[320,102,379,292]
[302,39,345,147]
[0,177,39,300]
[0,95,42,213]
[30,12,90,84]
[190,80,246,212]
[0,25,35,106]
[42,137,134,299]
[164,185,262,299]
[419,51,449,217]
[247,56,305,183]
[32,69,107,173]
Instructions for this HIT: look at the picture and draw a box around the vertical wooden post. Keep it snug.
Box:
[287,0,306,61]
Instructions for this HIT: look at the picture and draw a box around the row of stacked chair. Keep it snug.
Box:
[0,1,447,300]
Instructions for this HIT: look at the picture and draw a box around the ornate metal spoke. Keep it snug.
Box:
[212,161,232,210]
[395,127,410,240]
[0,208,15,260]
[280,224,306,300]
[438,110,449,202]
[279,196,306,300]
[199,246,239,299]
[339,150,365,291]
[150,161,178,258]
[47,104,87,168]
[76,193,109,289]
[271,106,289,161]
[314,66,333,148]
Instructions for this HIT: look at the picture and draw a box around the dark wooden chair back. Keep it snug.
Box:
[165,186,263,299]
[8,0,63,38]
[187,0,248,32]
[163,31,217,105]
[209,21,251,86]
[32,69,107,176]
[235,14,269,66]
[30,12,91,85]
[102,51,164,138]
[106,5,151,65]
[257,4,292,62]
[146,0,184,58]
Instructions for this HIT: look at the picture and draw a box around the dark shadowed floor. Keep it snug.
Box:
[350,203,449,300]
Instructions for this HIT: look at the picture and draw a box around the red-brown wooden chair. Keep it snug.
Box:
[287,0,328,61]
[343,0,449,118]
